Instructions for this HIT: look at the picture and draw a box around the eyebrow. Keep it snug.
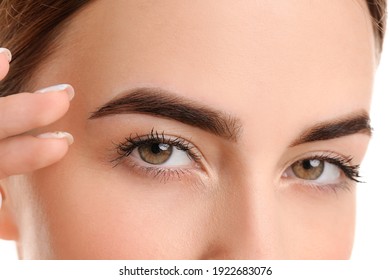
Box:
[290,111,372,147]
[89,87,242,141]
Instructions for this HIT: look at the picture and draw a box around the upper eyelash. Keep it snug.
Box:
[112,128,201,165]
[300,152,362,183]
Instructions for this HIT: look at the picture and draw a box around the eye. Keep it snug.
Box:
[133,142,192,166]
[282,154,361,188]
[113,129,202,181]
[284,159,341,183]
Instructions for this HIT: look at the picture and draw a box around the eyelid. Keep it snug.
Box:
[281,151,358,174]
[287,179,354,194]
[111,129,208,182]
[129,145,198,168]
[114,130,202,162]
[279,151,361,190]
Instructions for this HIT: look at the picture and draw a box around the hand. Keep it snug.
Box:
[0,48,74,179]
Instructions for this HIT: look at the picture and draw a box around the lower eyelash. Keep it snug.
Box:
[126,161,194,183]
[301,180,354,194]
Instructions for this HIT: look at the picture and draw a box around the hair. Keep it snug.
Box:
[366,0,387,55]
[0,0,387,97]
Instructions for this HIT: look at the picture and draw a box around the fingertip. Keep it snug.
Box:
[37,132,74,146]
[34,84,75,101]
[31,91,72,128]
[0,48,12,63]
[33,136,72,166]
[0,135,72,178]
[0,50,10,80]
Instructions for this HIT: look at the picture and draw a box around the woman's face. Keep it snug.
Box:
[7,0,375,259]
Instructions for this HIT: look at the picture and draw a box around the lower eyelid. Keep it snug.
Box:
[279,176,354,194]
[305,181,354,193]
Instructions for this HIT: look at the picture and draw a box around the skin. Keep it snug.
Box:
[0,0,376,259]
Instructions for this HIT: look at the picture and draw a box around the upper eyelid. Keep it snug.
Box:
[281,150,355,168]
[126,132,195,153]
[279,151,359,176]
[113,131,203,163]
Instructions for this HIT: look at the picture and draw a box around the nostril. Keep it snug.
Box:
[198,243,232,260]
[0,187,6,211]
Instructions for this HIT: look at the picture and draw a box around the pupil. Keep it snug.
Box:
[302,160,313,170]
[150,143,161,154]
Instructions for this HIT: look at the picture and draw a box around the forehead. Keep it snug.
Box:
[64,0,375,69]
[57,1,374,74]
[40,0,375,134]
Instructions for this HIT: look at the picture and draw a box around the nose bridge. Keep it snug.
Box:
[202,168,284,259]
[235,175,283,259]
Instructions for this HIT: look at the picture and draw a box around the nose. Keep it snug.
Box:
[199,174,285,259]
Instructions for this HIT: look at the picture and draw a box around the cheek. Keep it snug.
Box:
[28,153,211,259]
[278,187,356,259]
[30,164,158,259]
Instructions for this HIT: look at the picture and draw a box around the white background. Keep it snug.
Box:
[0,31,389,262]
[351,33,390,259]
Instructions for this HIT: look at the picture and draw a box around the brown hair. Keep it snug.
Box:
[366,0,387,55]
[0,0,387,97]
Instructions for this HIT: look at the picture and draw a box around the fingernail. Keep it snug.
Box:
[0,48,12,62]
[0,190,3,210]
[37,131,74,145]
[35,84,75,101]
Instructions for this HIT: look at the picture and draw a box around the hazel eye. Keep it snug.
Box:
[132,141,193,167]
[113,130,204,181]
[284,159,341,183]
[292,159,324,180]
[138,142,173,164]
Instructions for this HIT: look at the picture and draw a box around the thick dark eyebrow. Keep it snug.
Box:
[89,87,242,141]
[290,111,372,147]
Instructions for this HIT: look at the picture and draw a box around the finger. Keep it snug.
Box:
[0,84,74,139]
[0,133,73,179]
[0,48,12,80]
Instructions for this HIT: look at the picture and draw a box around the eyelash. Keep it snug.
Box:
[112,129,202,180]
[285,152,362,192]
[315,154,361,182]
